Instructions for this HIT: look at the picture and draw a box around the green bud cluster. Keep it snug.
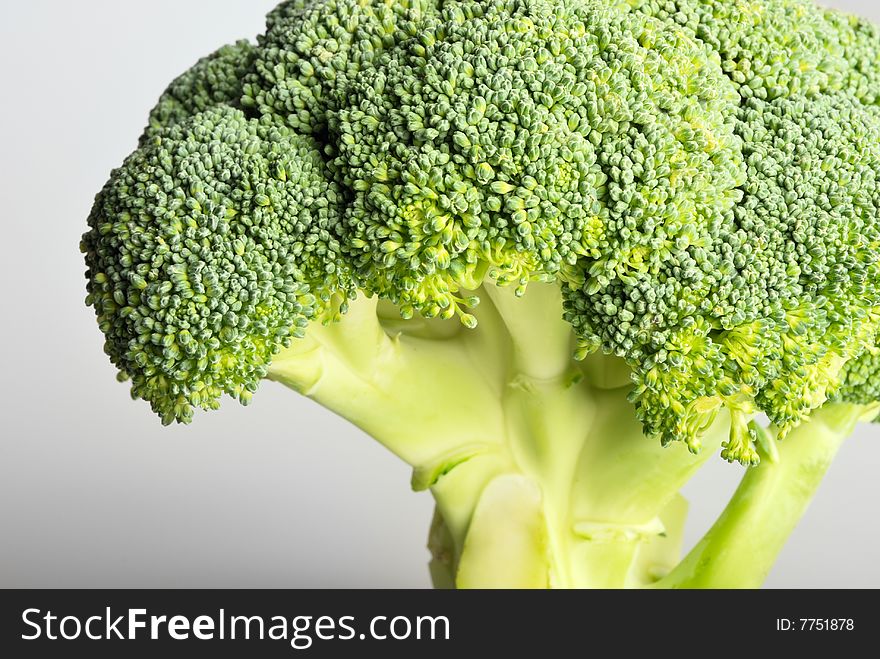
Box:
[142,41,257,142]
[83,0,880,462]
[333,0,742,322]
[245,0,436,134]
[83,107,347,423]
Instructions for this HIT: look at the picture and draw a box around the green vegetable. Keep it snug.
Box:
[82,0,880,588]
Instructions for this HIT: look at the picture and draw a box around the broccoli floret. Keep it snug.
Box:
[82,0,880,588]
[823,8,880,106]
[623,0,846,98]
[142,41,257,142]
[244,0,436,134]
[84,106,348,423]
[571,89,880,460]
[839,346,880,410]
[612,0,880,449]
[333,0,743,323]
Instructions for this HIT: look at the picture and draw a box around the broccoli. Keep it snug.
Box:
[81,0,880,588]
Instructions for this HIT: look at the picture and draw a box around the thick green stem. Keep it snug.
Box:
[267,295,507,468]
[657,403,869,588]
[482,282,575,379]
[566,398,728,588]
[265,284,869,589]
[429,381,729,588]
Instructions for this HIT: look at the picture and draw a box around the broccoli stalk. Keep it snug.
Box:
[266,283,873,588]
[658,403,873,588]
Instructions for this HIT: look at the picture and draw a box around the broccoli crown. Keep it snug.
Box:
[83,0,880,461]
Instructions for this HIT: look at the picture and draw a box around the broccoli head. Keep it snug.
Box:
[82,0,880,588]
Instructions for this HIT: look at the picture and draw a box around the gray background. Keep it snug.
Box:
[1,0,878,588]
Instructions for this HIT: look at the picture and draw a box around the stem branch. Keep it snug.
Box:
[657,403,868,588]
